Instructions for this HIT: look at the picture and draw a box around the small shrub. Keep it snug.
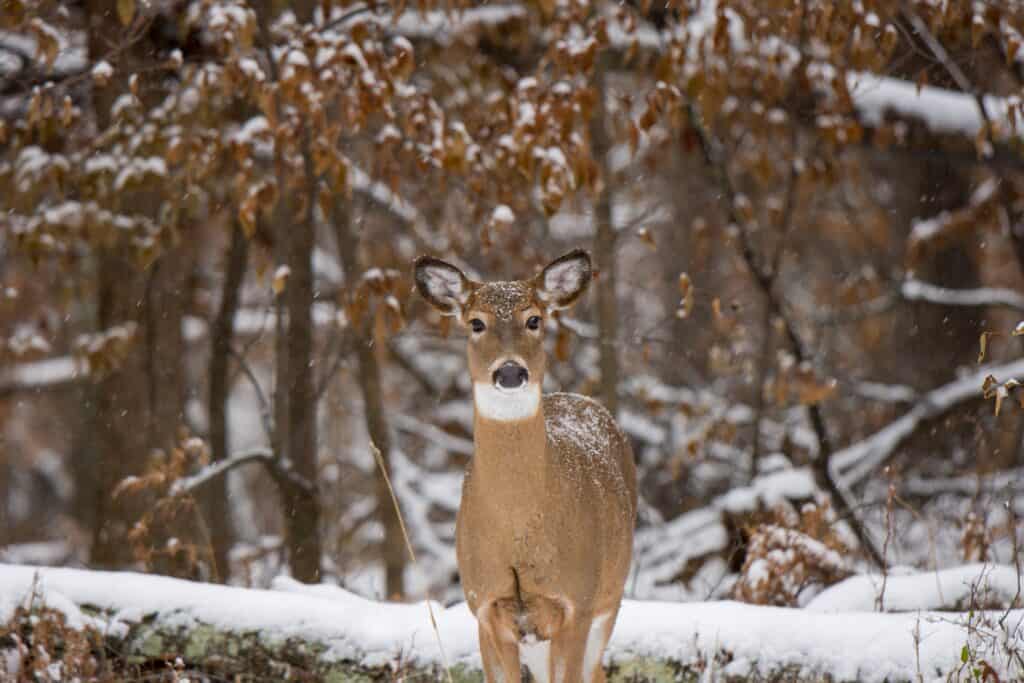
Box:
[733,504,852,606]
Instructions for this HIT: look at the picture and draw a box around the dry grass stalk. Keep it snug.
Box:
[370,441,455,683]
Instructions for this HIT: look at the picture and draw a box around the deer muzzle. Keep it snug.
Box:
[493,361,529,390]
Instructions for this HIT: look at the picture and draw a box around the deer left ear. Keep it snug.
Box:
[536,249,592,311]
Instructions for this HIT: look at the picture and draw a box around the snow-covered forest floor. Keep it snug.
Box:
[2,562,1022,681]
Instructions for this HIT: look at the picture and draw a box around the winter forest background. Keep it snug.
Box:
[1,0,1024,680]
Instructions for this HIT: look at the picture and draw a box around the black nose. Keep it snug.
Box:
[493,362,529,389]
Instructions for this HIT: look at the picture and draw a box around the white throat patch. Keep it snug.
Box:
[473,382,541,422]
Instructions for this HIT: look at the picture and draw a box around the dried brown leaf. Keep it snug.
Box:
[117,0,135,26]
[978,331,1000,363]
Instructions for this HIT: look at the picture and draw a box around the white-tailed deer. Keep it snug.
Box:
[414,250,637,683]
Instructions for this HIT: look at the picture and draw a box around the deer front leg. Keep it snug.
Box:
[547,616,588,683]
[547,611,615,683]
[581,611,615,683]
[478,607,522,683]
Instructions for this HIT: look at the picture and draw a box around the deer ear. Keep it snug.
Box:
[413,256,476,317]
[536,249,591,311]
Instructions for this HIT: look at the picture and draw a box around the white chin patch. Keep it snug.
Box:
[473,382,541,422]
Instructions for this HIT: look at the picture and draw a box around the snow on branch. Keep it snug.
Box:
[0,356,81,396]
[901,279,1024,311]
[2,563,1020,681]
[902,466,1024,499]
[319,3,529,41]
[1,304,340,397]
[852,381,918,404]
[847,71,1021,144]
[658,2,1021,149]
[169,447,276,496]
[377,5,528,42]
[833,358,1024,487]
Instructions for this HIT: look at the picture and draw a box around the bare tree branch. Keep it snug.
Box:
[169,446,315,498]
[834,357,1024,487]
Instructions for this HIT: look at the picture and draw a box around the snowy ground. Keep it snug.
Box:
[1,563,1021,681]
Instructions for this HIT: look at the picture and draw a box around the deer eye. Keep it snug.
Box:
[470,318,486,333]
[526,315,542,331]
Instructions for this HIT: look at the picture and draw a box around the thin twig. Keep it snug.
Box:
[315,329,355,399]
[388,339,451,398]
[228,345,274,441]
[369,441,455,683]
[3,13,156,98]
[998,501,1022,630]
[320,4,376,32]
[900,1,993,140]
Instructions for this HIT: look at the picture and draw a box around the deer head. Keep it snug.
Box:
[414,250,591,421]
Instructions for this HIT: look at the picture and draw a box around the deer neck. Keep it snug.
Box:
[471,383,547,484]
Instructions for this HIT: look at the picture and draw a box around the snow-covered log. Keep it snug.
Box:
[2,564,1021,682]
[807,564,1023,613]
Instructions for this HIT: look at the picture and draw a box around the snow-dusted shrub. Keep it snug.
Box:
[733,504,853,607]
[113,435,215,580]
[1,596,102,681]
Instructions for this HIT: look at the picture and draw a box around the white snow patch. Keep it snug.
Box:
[491,204,515,227]
[807,563,1024,613]
[91,60,113,80]
[715,468,817,514]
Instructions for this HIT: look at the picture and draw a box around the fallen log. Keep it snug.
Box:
[0,564,1021,682]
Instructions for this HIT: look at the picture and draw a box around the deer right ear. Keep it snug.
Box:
[414,256,475,317]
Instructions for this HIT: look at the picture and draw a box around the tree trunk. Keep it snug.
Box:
[332,200,407,598]
[89,248,149,567]
[84,0,190,570]
[86,0,138,569]
[144,252,189,453]
[203,223,249,582]
[277,132,323,584]
[589,54,620,418]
